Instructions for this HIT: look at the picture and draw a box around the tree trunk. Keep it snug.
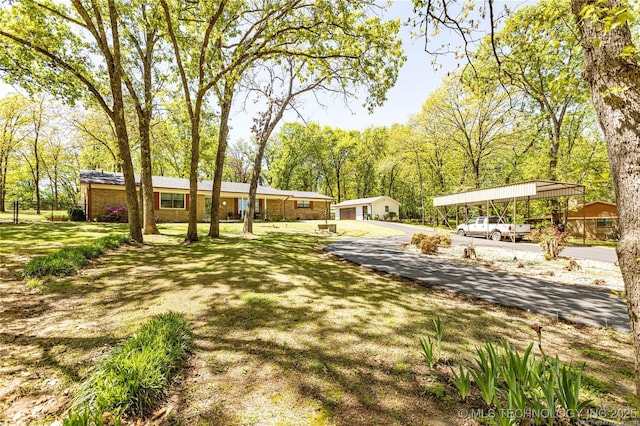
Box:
[572,0,640,398]
[186,110,201,242]
[208,86,233,238]
[138,21,159,235]
[107,0,143,243]
[243,132,273,235]
[139,113,159,235]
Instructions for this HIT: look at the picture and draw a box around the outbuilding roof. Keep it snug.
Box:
[80,170,333,201]
[334,196,400,208]
[433,180,585,207]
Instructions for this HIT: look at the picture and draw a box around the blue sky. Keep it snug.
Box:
[227,0,461,143]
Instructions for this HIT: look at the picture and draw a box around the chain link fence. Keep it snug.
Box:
[0,200,86,224]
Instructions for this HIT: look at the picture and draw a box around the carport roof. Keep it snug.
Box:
[433,180,585,207]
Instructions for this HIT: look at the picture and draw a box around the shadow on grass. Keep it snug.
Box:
[1,228,635,424]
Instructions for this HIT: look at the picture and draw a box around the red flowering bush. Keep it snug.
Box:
[530,225,570,260]
[97,204,128,223]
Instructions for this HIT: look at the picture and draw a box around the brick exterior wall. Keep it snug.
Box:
[286,200,329,220]
[87,185,330,222]
[88,187,205,222]
[89,187,129,221]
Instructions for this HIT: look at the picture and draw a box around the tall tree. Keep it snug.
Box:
[413,0,640,398]
[0,94,29,212]
[572,0,640,396]
[430,77,514,189]
[22,96,46,214]
[0,0,143,242]
[241,58,333,234]
[160,0,228,242]
[121,1,164,235]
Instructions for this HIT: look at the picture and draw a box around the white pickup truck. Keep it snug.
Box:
[456,216,531,241]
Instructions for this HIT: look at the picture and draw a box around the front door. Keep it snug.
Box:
[363,206,368,220]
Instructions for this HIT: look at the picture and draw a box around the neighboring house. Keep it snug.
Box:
[334,196,400,220]
[565,201,618,240]
[79,170,333,222]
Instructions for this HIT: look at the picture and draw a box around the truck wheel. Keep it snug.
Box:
[491,231,502,241]
[457,229,465,236]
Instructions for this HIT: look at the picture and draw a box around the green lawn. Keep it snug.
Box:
[0,221,635,425]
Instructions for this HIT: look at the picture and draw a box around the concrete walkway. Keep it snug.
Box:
[324,234,629,333]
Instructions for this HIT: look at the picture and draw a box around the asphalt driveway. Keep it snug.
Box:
[324,233,629,333]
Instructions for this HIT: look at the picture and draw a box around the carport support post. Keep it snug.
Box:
[513,196,517,243]
[583,193,586,245]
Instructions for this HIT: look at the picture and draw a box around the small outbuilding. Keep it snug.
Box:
[334,196,400,220]
[566,201,618,240]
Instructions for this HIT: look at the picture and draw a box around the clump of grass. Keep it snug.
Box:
[65,312,193,425]
[23,234,130,278]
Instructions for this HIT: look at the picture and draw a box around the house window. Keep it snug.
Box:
[596,218,614,227]
[296,200,311,208]
[385,205,390,213]
[160,193,185,209]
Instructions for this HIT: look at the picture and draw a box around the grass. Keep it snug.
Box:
[0,220,636,425]
[0,208,71,223]
[65,312,193,424]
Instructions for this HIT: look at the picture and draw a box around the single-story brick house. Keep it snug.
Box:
[333,196,400,220]
[80,170,333,222]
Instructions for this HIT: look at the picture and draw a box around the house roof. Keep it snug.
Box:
[80,170,333,201]
[568,201,617,218]
[334,196,399,208]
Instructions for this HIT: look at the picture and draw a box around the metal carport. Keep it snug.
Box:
[433,180,586,241]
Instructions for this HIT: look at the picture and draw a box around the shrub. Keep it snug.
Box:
[23,234,130,278]
[65,312,193,424]
[432,233,451,248]
[410,233,427,246]
[420,236,439,254]
[530,225,570,260]
[385,211,397,221]
[97,204,128,223]
[412,233,451,254]
[68,206,87,222]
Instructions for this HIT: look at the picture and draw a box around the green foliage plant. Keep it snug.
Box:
[68,206,87,222]
[450,364,471,401]
[385,211,397,221]
[470,342,499,406]
[64,312,193,425]
[420,336,436,368]
[420,317,444,369]
[529,225,570,260]
[23,234,129,278]
[459,340,591,423]
[433,317,444,359]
